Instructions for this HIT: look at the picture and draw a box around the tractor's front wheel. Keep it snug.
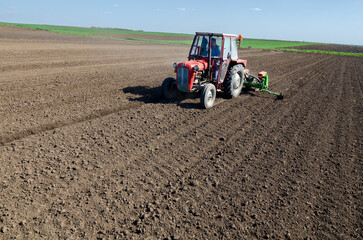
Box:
[224,64,245,98]
[200,83,216,109]
[162,77,178,99]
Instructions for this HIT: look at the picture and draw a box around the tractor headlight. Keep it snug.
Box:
[173,63,177,68]
[194,65,199,71]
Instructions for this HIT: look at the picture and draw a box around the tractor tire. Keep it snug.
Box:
[200,83,216,109]
[162,77,178,99]
[224,64,245,98]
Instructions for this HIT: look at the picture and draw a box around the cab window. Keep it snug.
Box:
[231,38,238,59]
[190,35,222,58]
[211,37,222,58]
[223,37,231,60]
[190,35,209,57]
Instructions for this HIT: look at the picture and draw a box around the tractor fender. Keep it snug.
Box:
[234,59,247,68]
[227,60,246,71]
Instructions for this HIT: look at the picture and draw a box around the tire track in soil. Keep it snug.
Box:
[0,102,143,146]
[0,55,328,146]
[0,54,331,178]
[282,57,337,97]
[0,59,170,87]
[241,55,334,100]
[0,66,157,117]
[0,57,147,73]
[1,74,237,146]
[252,52,326,73]
[0,50,328,147]
[271,55,333,85]
[0,53,332,154]
[0,64,180,145]
[121,52,323,165]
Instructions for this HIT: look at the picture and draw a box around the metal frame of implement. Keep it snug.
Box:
[244,71,284,99]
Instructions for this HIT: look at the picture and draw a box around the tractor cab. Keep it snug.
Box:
[186,33,244,87]
[189,33,238,60]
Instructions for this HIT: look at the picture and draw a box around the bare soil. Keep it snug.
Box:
[0,25,362,239]
[97,33,194,41]
[290,44,363,53]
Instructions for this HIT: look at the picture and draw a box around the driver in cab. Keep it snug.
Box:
[211,38,221,57]
[210,38,221,80]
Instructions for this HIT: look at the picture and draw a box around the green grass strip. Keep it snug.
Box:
[0,22,194,37]
[239,38,321,49]
[280,48,363,57]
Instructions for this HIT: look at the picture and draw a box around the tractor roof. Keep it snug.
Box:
[195,32,237,37]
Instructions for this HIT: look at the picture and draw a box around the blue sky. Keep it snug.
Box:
[0,0,362,45]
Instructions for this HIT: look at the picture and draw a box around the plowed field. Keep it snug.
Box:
[290,44,363,53]
[1,25,362,239]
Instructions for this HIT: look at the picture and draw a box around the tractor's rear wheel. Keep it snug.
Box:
[200,83,216,109]
[162,77,178,99]
[224,64,245,98]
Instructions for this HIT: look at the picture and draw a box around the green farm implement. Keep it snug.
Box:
[244,71,284,99]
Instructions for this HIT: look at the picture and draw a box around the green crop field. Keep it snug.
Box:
[0,22,193,37]
[1,22,361,57]
[124,37,321,49]
[239,38,320,49]
[280,48,363,57]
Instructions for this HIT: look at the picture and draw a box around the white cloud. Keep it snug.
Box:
[114,4,118,8]
[178,8,186,11]
[104,11,112,15]
[251,8,262,11]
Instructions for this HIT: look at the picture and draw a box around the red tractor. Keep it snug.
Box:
[162,32,283,108]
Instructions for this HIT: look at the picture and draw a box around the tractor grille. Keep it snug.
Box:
[177,68,189,86]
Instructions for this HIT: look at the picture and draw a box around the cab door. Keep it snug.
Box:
[219,37,232,83]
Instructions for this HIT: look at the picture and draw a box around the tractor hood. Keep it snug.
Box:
[175,59,208,93]
[177,59,208,71]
